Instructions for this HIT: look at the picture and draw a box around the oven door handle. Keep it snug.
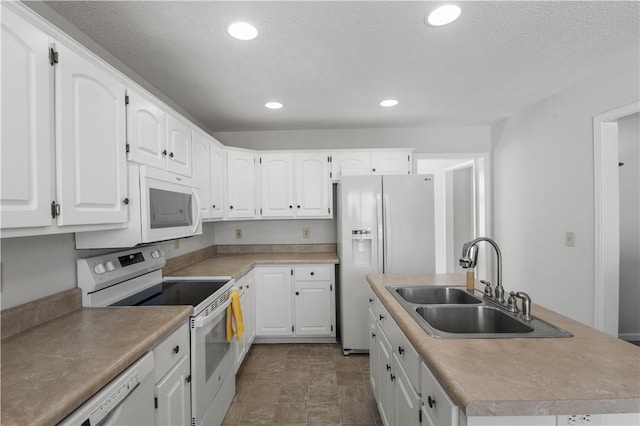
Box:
[192,297,232,328]
[191,187,201,234]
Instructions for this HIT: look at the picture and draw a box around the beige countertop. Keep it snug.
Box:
[166,252,340,279]
[1,306,192,426]
[367,273,640,417]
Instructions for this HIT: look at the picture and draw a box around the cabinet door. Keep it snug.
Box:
[260,153,294,217]
[226,149,256,218]
[371,151,411,175]
[331,151,371,180]
[55,42,127,226]
[165,113,192,176]
[209,142,225,219]
[155,354,191,426]
[393,352,421,426]
[294,281,332,336]
[295,153,331,217]
[376,324,394,426]
[255,267,293,336]
[245,272,257,345]
[420,361,459,426]
[192,132,211,220]
[1,7,53,229]
[126,88,166,170]
[369,307,378,399]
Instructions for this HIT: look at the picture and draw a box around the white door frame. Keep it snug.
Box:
[593,101,639,336]
[444,160,477,273]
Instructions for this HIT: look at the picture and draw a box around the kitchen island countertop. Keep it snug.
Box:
[1,305,192,426]
[367,273,640,417]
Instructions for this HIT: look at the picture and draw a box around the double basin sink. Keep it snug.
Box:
[388,286,572,339]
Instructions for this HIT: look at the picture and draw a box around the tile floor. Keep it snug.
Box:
[223,343,383,425]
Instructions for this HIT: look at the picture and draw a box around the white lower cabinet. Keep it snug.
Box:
[233,271,256,372]
[394,351,421,426]
[153,323,191,426]
[420,360,458,426]
[255,265,335,340]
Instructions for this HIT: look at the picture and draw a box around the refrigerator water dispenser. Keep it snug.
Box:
[351,227,373,266]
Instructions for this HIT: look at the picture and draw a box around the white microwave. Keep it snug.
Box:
[75,165,202,249]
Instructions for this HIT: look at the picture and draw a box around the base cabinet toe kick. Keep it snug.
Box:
[367,288,640,426]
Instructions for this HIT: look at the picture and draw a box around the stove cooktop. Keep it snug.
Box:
[113,279,231,309]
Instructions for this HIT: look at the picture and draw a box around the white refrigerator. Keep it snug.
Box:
[336,175,436,353]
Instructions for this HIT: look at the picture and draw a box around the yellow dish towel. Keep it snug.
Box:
[226,289,244,342]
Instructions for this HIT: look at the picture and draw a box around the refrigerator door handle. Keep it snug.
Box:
[376,193,384,273]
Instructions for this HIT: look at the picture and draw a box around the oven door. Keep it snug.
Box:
[140,166,202,243]
[191,297,234,424]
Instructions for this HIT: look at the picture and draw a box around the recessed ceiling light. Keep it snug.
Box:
[228,22,258,40]
[426,4,462,27]
[265,101,284,110]
[380,99,399,107]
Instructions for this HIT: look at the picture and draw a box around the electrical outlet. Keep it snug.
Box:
[303,227,311,239]
[565,231,575,247]
[235,229,242,239]
[558,414,599,425]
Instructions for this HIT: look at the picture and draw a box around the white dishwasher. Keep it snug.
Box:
[58,352,155,426]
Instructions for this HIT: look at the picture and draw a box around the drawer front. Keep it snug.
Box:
[235,273,247,293]
[385,316,420,393]
[154,322,190,381]
[420,361,458,426]
[294,265,331,281]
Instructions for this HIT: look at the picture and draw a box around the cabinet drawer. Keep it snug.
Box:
[420,361,458,426]
[154,322,190,380]
[386,316,420,393]
[294,265,331,281]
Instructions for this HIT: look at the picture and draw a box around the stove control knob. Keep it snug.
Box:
[151,249,162,259]
[105,261,115,272]
[94,264,106,275]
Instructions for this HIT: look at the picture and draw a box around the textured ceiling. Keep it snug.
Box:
[44,1,639,132]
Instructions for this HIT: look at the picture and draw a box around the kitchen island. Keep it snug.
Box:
[367,273,640,423]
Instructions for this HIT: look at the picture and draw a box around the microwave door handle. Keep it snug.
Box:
[192,187,202,233]
[192,297,231,328]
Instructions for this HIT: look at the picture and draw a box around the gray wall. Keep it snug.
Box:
[492,45,639,327]
[618,113,640,338]
[214,126,491,153]
[213,219,336,245]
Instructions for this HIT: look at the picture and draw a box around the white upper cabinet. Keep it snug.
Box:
[258,152,331,219]
[260,153,295,218]
[54,41,128,226]
[127,88,192,177]
[209,141,225,219]
[226,148,256,218]
[126,88,166,170]
[1,7,53,229]
[371,150,412,175]
[165,113,192,176]
[192,131,211,220]
[331,149,413,180]
[331,151,372,180]
[295,153,331,217]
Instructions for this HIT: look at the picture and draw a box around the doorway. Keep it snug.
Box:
[593,102,640,338]
[415,154,490,277]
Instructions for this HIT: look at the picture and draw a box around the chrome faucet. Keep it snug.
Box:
[460,237,505,304]
[515,291,532,321]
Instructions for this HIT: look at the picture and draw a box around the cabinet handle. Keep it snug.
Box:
[229,205,234,210]
[390,373,396,381]
[162,149,167,156]
[372,332,376,338]
[123,198,129,205]
[297,205,301,209]
[295,291,300,295]
[386,363,391,371]
[212,204,216,208]
[186,375,191,383]
[369,298,373,303]
[398,346,404,355]
[240,286,243,290]
[246,285,250,289]
[427,395,436,408]
[169,152,174,158]
[310,272,315,276]
[173,345,180,354]
[289,205,293,209]
[379,314,385,321]
[372,168,376,172]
